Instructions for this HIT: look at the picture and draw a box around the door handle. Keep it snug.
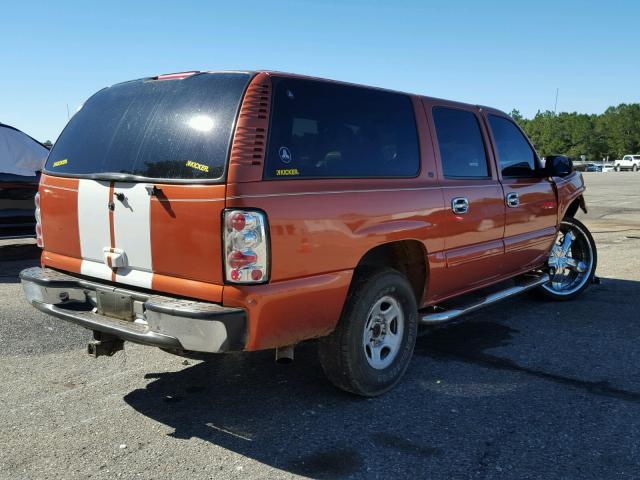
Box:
[451,197,469,214]
[506,192,519,208]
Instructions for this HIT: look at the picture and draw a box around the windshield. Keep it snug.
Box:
[45,72,251,181]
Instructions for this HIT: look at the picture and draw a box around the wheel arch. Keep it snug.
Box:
[563,194,587,219]
[353,240,429,305]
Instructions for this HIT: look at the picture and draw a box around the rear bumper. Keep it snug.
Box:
[20,267,246,352]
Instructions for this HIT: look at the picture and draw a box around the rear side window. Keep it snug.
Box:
[46,73,251,180]
[489,115,538,177]
[265,78,420,179]
[432,107,489,178]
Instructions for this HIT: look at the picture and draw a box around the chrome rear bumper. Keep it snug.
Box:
[20,267,246,352]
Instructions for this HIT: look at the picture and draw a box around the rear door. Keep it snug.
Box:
[39,72,252,302]
[425,101,506,296]
[484,113,557,272]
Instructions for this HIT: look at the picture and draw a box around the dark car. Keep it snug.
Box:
[0,123,49,239]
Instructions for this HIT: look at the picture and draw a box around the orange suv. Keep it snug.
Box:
[20,70,597,396]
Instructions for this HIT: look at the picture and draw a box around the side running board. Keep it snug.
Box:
[420,273,550,325]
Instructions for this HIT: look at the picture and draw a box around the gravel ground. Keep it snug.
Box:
[0,172,639,479]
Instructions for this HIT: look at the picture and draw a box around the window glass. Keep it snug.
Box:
[46,73,251,180]
[265,78,420,179]
[489,115,538,177]
[432,107,489,178]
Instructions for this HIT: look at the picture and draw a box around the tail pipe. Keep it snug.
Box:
[275,345,294,364]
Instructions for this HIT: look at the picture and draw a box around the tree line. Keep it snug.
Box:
[510,103,640,161]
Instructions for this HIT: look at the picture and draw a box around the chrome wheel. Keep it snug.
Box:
[362,295,404,370]
[543,220,594,296]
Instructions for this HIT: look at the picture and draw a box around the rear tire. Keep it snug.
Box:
[318,268,418,397]
[539,217,597,301]
[633,164,638,172]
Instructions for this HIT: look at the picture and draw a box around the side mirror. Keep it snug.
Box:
[545,155,573,177]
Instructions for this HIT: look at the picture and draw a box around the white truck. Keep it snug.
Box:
[614,154,640,171]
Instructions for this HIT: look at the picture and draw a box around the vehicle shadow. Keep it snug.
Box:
[125,342,456,478]
[123,277,640,478]
[0,243,40,284]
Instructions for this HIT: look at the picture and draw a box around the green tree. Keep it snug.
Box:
[511,103,640,161]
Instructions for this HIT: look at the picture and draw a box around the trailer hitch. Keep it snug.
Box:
[88,331,124,357]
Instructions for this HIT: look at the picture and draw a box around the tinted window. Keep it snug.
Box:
[489,115,538,177]
[432,107,489,178]
[46,73,251,180]
[265,78,419,179]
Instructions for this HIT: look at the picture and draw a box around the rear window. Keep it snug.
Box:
[265,78,420,179]
[46,72,251,180]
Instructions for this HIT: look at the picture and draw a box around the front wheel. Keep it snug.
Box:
[539,217,597,301]
[633,164,638,172]
[318,268,418,396]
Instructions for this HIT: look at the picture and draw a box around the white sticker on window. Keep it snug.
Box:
[279,146,292,164]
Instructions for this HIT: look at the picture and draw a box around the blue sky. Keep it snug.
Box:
[1,0,638,142]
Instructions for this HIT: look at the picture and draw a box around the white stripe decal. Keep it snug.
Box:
[114,267,154,289]
[80,260,113,282]
[78,261,154,289]
[77,180,111,266]
[76,179,153,289]
[113,182,153,289]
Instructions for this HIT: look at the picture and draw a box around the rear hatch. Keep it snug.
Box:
[39,72,252,302]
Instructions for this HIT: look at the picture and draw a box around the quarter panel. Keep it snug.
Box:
[225,179,445,282]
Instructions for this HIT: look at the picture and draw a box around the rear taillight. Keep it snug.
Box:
[35,192,44,248]
[223,210,269,284]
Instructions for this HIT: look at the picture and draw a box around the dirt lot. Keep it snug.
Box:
[1,172,639,479]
